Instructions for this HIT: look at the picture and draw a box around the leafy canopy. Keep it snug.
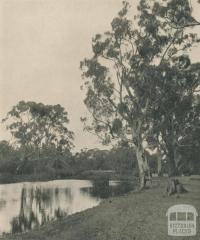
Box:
[80,0,200,149]
[3,101,74,152]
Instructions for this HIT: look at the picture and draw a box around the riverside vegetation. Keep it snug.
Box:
[1,0,200,239]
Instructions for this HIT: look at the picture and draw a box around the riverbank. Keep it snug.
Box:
[0,173,56,184]
[1,176,200,240]
[0,171,136,184]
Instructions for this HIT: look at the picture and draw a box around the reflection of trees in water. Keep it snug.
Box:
[54,207,68,219]
[11,186,72,234]
[92,178,110,198]
[81,180,134,199]
[10,181,133,234]
[11,188,39,233]
[11,211,38,234]
[113,181,134,195]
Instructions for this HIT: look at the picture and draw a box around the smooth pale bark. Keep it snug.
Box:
[136,144,151,189]
[157,148,162,176]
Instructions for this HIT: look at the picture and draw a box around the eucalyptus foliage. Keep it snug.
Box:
[81,0,200,182]
[3,101,74,153]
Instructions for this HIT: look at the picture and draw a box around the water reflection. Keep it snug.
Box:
[0,179,133,235]
[82,180,134,199]
[10,187,70,233]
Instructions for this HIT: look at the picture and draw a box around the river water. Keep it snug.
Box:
[0,179,133,235]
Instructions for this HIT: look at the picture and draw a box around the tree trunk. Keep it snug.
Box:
[165,178,187,196]
[157,148,162,177]
[136,144,151,189]
[167,146,178,177]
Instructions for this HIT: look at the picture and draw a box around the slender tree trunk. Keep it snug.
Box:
[163,129,178,177]
[166,116,179,177]
[167,145,178,177]
[135,144,151,189]
[157,148,162,177]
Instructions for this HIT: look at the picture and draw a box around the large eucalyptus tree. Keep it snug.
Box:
[81,0,200,188]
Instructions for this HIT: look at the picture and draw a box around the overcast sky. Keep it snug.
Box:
[0,0,200,151]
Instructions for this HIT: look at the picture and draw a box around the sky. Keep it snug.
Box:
[0,0,200,151]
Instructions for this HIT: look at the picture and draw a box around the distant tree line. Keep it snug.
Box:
[0,138,199,180]
[0,137,138,178]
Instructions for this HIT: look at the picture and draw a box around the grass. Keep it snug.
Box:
[1,176,200,240]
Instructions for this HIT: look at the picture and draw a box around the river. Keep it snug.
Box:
[0,179,133,235]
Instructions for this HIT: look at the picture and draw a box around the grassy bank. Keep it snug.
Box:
[1,177,200,240]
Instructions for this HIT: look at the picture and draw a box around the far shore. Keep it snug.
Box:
[0,171,137,185]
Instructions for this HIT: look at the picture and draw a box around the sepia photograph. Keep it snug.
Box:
[0,0,200,239]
